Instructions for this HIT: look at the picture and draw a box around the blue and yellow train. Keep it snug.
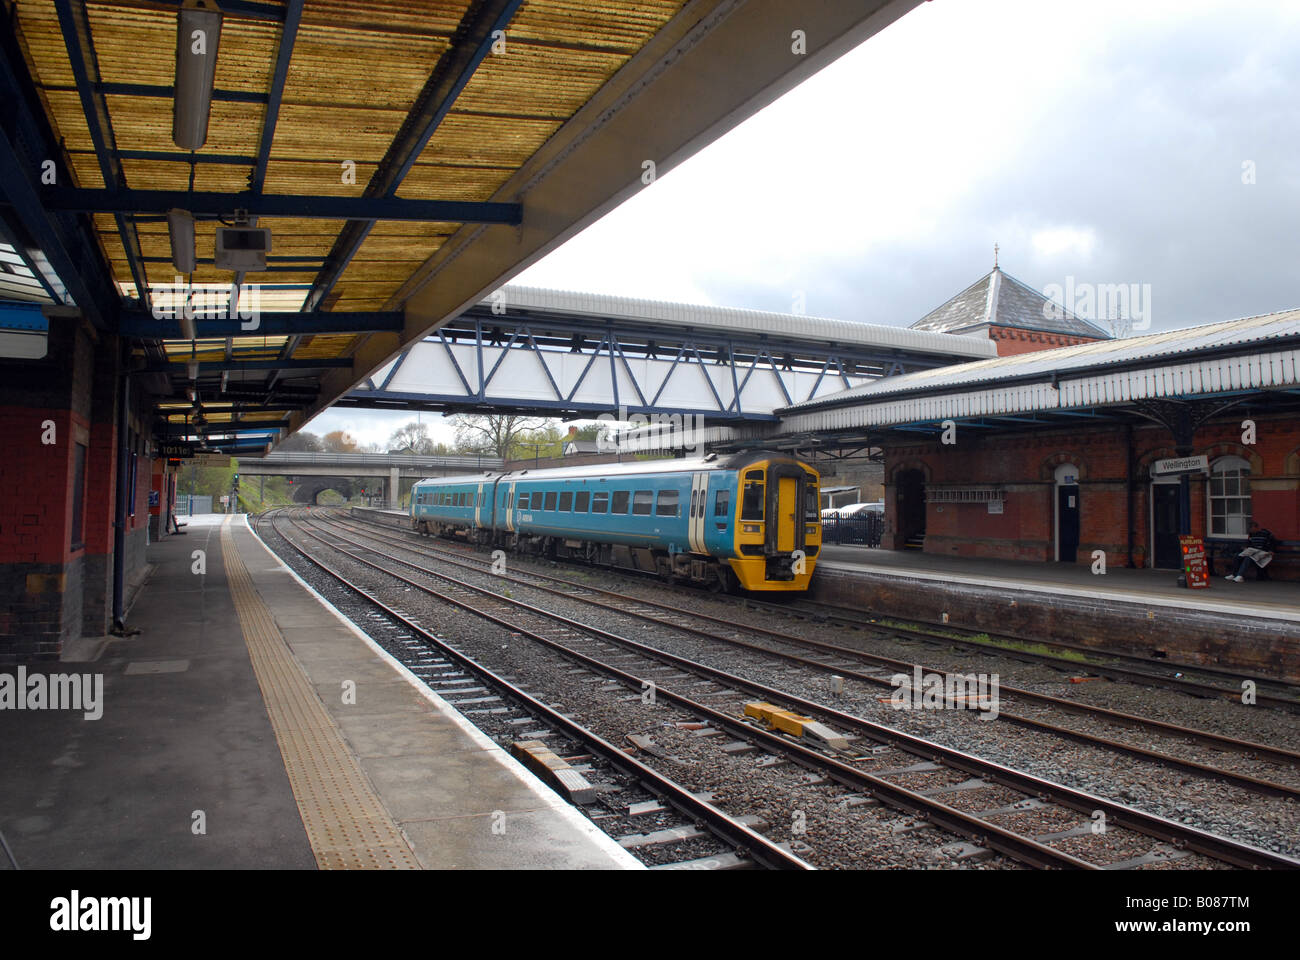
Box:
[409,451,821,592]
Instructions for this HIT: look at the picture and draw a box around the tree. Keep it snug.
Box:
[513,423,562,460]
[321,429,359,453]
[452,414,549,458]
[277,430,324,453]
[387,420,437,454]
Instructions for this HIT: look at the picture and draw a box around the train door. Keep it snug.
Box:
[504,481,516,532]
[688,471,709,553]
[475,482,484,527]
[776,475,797,552]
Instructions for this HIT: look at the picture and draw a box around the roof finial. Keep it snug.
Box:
[993,242,999,270]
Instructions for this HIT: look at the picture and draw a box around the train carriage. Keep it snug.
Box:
[409,451,820,592]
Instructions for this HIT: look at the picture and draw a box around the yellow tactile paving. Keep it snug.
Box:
[219,518,420,870]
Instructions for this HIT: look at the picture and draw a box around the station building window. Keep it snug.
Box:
[633,490,654,515]
[611,491,629,514]
[1208,456,1251,537]
[655,490,679,517]
[592,492,609,514]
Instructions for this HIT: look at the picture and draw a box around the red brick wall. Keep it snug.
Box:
[0,407,83,565]
[883,414,1300,575]
[989,326,1104,356]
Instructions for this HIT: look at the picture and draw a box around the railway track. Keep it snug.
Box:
[757,594,1300,713]
[324,509,1300,800]
[347,506,1300,711]
[259,510,811,871]
[275,508,1299,870]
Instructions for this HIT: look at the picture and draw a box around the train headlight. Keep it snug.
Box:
[742,524,760,533]
[806,525,817,536]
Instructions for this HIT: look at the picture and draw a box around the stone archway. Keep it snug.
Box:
[291,477,360,505]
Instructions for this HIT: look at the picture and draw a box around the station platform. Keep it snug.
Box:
[814,547,1300,682]
[0,514,638,870]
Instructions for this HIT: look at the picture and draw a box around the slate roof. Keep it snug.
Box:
[910,268,1111,340]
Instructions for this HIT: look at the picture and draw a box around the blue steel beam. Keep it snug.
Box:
[304,0,526,312]
[147,358,352,372]
[120,310,403,337]
[338,390,781,422]
[112,149,259,165]
[53,0,151,313]
[40,82,269,104]
[0,31,119,327]
[145,0,286,22]
[44,188,523,224]
[251,0,303,193]
[246,0,305,392]
[0,220,66,304]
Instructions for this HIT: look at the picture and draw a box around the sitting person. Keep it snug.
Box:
[1226,520,1274,582]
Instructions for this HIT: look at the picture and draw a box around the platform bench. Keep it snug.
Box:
[1205,538,1298,580]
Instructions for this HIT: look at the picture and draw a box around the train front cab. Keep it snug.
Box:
[727,457,820,591]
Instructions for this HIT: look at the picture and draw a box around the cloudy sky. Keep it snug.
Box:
[309,0,1300,448]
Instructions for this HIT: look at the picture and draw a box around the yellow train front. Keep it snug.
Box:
[721,453,821,592]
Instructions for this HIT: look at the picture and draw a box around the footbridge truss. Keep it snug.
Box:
[339,286,995,421]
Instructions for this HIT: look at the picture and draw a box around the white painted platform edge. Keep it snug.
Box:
[239,515,643,869]
[819,558,1300,623]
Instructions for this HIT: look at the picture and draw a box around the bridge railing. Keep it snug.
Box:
[244,451,505,469]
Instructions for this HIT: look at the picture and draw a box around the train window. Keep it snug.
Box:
[591,492,609,514]
[655,490,679,517]
[805,488,819,521]
[714,490,730,517]
[611,491,629,514]
[559,491,573,511]
[745,468,764,482]
[575,491,590,512]
[633,490,653,515]
[517,492,529,510]
[544,491,557,511]
[740,481,764,521]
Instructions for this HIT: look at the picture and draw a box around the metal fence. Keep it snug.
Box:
[176,494,213,515]
[821,513,884,547]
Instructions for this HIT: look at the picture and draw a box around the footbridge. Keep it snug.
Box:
[339,286,995,421]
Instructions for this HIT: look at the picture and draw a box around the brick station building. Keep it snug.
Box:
[779,308,1300,578]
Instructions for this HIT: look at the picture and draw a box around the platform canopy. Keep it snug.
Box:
[623,308,1300,457]
[0,0,923,451]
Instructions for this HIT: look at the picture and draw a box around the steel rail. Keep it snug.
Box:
[346,508,1300,710]
[264,512,810,871]
[325,513,1300,787]
[285,513,1092,869]
[292,514,1299,869]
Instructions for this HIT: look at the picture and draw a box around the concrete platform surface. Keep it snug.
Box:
[0,515,639,870]
[819,546,1300,621]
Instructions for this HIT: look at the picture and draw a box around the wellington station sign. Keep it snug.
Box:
[1151,455,1210,476]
